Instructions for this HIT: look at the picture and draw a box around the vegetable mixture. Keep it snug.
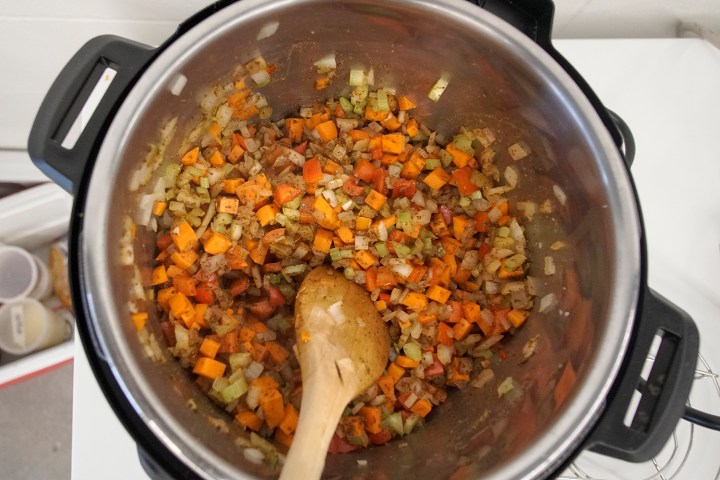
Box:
[140,63,537,456]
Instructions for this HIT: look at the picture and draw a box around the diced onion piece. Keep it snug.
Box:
[553,184,567,206]
[249,69,271,87]
[174,323,190,350]
[539,293,558,313]
[314,53,337,73]
[550,241,566,251]
[365,68,375,86]
[504,166,518,187]
[412,209,432,225]
[484,281,499,295]
[539,199,554,214]
[500,281,525,295]
[243,448,265,465]
[516,201,537,221]
[487,206,502,223]
[322,189,338,208]
[215,103,233,128]
[355,235,370,250]
[476,334,503,351]
[389,259,413,279]
[377,222,388,241]
[411,190,426,207]
[437,343,454,365]
[245,361,265,382]
[471,368,495,388]
[508,141,531,161]
[245,55,268,74]
[349,68,366,87]
[497,377,515,398]
[525,276,539,296]
[244,138,259,153]
[544,256,556,276]
[428,75,450,102]
[256,21,280,40]
[474,127,496,148]
[401,392,418,409]
[521,334,540,363]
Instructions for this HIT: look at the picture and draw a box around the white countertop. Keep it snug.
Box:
[70,38,720,480]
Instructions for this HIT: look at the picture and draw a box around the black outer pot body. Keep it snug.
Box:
[28,1,699,479]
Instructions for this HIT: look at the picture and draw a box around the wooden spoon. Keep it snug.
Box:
[279,266,391,480]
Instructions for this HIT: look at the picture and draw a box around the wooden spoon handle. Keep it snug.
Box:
[279,382,349,480]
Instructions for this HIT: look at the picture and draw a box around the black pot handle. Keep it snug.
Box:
[27,35,156,195]
[470,0,635,165]
[583,287,700,462]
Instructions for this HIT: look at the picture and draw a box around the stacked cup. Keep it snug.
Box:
[0,245,67,355]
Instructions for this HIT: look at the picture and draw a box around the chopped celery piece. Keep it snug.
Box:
[458,196,471,207]
[402,341,423,362]
[222,377,248,403]
[229,352,253,371]
[215,212,233,225]
[212,376,229,392]
[200,177,209,189]
[283,208,300,221]
[275,213,288,226]
[349,69,366,87]
[493,236,514,249]
[353,98,367,116]
[403,413,421,435]
[351,85,369,104]
[382,412,405,435]
[503,253,527,271]
[425,158,441,170]
[394,197,411,209]
[393,242,411,258]
[164,163,182,185]
[186,166,203,177]
[278,283,296,301]
[344,267,356,280]
[282,264,307,276]
[214,320,236,337]
[339,97,354,116]
[267,313,291,332]
[329,248,342,262]
[452,133,474,154]
[285,196,302,210]
[376,88,390,111]
[423,237,433,253]
[374,242,388,258]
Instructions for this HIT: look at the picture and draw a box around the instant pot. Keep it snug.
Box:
[28,0,716,478]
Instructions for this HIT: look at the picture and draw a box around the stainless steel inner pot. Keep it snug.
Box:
[77,0,642,478]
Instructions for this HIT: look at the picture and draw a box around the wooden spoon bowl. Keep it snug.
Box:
[279,266,391,480]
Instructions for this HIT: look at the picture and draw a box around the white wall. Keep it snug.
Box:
[1,0,719,166]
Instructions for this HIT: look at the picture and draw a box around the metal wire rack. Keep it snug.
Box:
[558,353,720,480]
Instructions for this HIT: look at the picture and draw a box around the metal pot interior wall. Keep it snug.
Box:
[82,0,640,478]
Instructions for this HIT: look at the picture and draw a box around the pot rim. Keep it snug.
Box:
[79,0,642,478]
